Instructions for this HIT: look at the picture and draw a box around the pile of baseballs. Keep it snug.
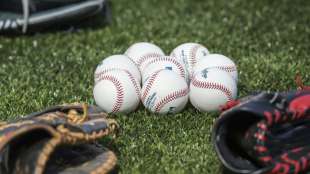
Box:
[93,42,238,114]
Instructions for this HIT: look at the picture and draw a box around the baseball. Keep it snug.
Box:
[170,43,210,76]
[93,69,141,113]
[141,69,189,114]
[94,55,141,84]
[193,54,238,82]
[190,68,237,112]
[124,42,165,70]
[141,56,188,84]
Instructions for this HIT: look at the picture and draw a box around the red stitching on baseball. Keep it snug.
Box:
[141,70,162,103]
[144,56,186,78]
[95,68,140,101]
[95,68,119,83]
[122,70,141,97]
[136,53,163,67]
[95,68,140,97]
[154,88,189,112]
[96,75,124,113]
[189,44,204,67]
[191,78,233,101]
[215,66,237,73]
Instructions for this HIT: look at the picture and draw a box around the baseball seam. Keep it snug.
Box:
[95,68,119,83]
[96,75,124,113]
[154,88,189,112]
[144,56,186,78]
[191,78,233,101]
[136,53,163,67]
[122,70,141,97]
[141,70,162,103]
[189,44,203,68]
[95,68,140,97]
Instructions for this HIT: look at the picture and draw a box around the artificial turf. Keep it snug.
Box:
[0,0,309,173]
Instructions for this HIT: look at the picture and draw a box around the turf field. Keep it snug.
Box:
[0,0,309,173]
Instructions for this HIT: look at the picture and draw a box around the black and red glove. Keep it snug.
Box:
[213,88,310,174]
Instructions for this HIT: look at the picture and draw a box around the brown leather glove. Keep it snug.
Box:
[0,103,118,174]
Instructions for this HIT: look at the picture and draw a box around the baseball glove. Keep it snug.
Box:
[213,88,310,173]
[0,103,118,174]
[0,0,110,34]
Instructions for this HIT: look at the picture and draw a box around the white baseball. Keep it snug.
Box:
[170,43,210,76]
[141,56,188,84]
[94,55,141,84]
[93,69,141,113]
[124,42,165,70]
[141,70,189,114]
[193,54,238,82]
[190,68,237,112]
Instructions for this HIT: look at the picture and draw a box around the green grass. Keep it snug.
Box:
[0,0,309,173]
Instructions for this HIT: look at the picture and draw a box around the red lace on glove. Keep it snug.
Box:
[220,100,240,112]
